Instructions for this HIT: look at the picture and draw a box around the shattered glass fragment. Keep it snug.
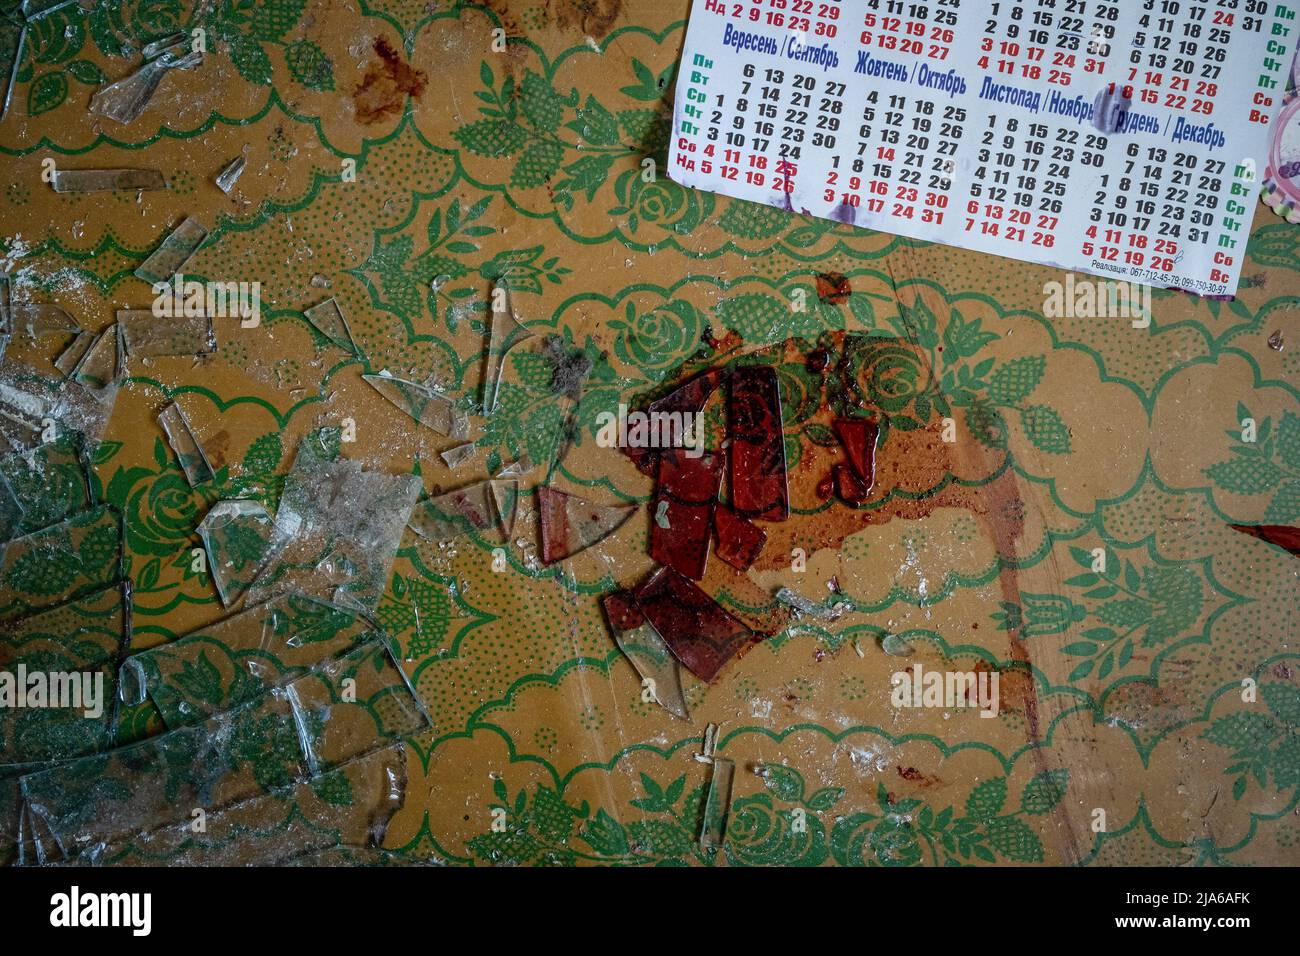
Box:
[50,168,167,193]
[713,504,767,572]
[70,324,120,389]
[215,155,246,194]
[834,417,879,487]
[119,592,379,727]
[408,479,501,544]
[0,25,26,123]
[496,452,533,477]
[89,40,202,125]
[633,564,760,683]
[195,500,274,606]
[482,281,534,415]
[133,216,208,285]
[625,369,724,477]
[246,441,421,611]
[0,434,90,543]
[602,591,689,719]
[650,449,722,580]
[1230,523,1300,556]
[0,504,122,623]
[729,365,788,521]
[773,586,851,621]
[440,441,477,469]
[303,297,358,355]
[365,373,469,439]
[0,358,117,451]
[699,756,735,851]
[78,745,407,866]
[490,479,518,539]
[53,331,94,378]
[119,310,215,357]
[833,463,870,504]
[537,486,637,564]
[157,402,214,487]
[0,584,129,765]
[9,302,78,338]
[21,639,426,857]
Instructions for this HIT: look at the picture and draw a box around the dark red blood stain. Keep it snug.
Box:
[815,272,852,304]
[898,766,923,781]
[1274,663,1294,679]
[633,565,761,683]
[806,348,830,374]
[353,37,427,125]
[602,590,644,631]
[650,449,723,580]
[1230,523,1300,556]
[713,504,767,571]
[833,463,870,503]
[729,365,789,521]
[833,416,878,486]
[624,369,724,477]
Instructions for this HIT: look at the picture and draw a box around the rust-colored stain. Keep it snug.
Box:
[815,271,853,304]
[548,0,624,37]
[354,37,427,125]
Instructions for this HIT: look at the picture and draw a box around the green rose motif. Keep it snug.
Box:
[830,812,924,867]
[609,300,704,381]
[89,0,187,59]
[611,168,703,236]
[123,470,204,557]
[845,341,933,415]
[725,794,829,867]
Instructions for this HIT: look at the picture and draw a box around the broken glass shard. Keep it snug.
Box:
[54,331,94,377]
[834,463,870,504]
[489,479,518,539]
[603,590,688,720]
[650,449,722,580]
[699,756,735,851]
[496,452,533,477]
[408,479,500,544]
[89,40,202,125]
[78,744,407,866]
[0,434,90,543]
[834,417,878,487]
[0,25,26,123]
[774,586,851,621]
[537,486,637,564]
[70,325,120,389]
[157,402,214,487]
[625,369,724,477]
[21,639,426,857]
[215,155,246,194]
[195,500,274,606]
[119,592,379,727]
[729,365,788,521]
[50,168,167,193]
[303,297,358,355]
[440,441,477,469]
[633,564,760,683]
[0,584,129,765]
[365,373,469,439]
[9,302,78,338]
[482,281,534,415]
[133,216,207,285]
[119,310,215,357]
[0,358,118,451]
[1229,524,1300,556]
[713,504,767,572]
[246,441,421,611]
[0,504,122,623]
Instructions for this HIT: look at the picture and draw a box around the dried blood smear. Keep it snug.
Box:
[728,366,788,521]
[650,450,723,580]
[834,463,870,504]
[833,417,878,487]
[624,369,723,477]
[634,565,760,683]
[538,486,637,564]
[353,37,427,125]
[815,272,852,305]
[713,505,766,571]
